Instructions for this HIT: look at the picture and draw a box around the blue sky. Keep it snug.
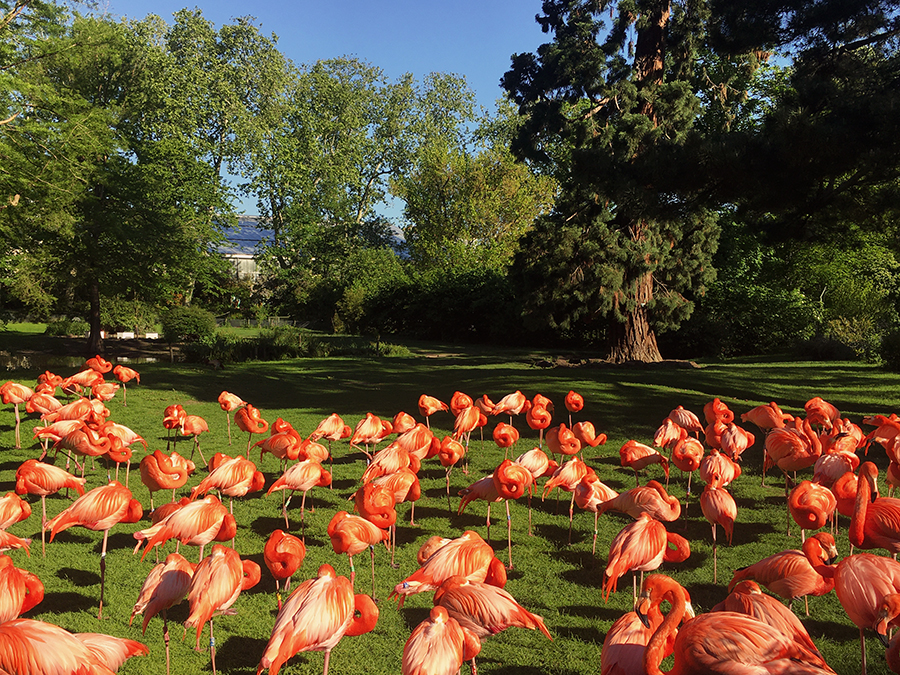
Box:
[99,1,551,214]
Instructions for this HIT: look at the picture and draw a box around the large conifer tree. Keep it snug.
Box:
[503,1,746,361]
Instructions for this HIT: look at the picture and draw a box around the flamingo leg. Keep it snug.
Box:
[506,499,513,570]
[275,578,282,611]
[409,502,416,527]
[210,618,217,675]
[568,492,576,545]
[712,523,718,584]
[163,609,170,675]
[445,467,453,516]
[860,626,867,675]
[98,529,109,619]
[390,524,398,568]
[370,545,376,600]
[486,503,492,545]
[40,496,46,558]
[283,493,293,531]
[527,491,533,537]
[14,403,20,448]
[592,511,599,556]
[348,554,355,589]
[122,384,127,407]
[323,648,333,675]
[300,491,307,540]
[226,412,232,445]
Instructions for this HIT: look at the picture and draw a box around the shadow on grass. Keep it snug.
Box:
[57,565,99,586]
[216,634,269,673]
[41,590,96,614]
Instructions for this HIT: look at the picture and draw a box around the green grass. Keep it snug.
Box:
[0,335,897,674]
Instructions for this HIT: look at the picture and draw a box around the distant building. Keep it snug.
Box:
[218,216,273,280]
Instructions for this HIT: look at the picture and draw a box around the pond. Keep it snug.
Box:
[1,354,160,373]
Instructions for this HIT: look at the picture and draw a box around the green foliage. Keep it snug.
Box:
[881,328,900,372]
[100,297,158,334]
[160,306,217,344]
[43,317,89,337]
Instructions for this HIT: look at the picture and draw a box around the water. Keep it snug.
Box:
[1,354,159,373]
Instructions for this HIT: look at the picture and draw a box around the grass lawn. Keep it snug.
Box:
[0,328,898,674]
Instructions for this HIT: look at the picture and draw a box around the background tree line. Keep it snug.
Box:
[2,0,899,363]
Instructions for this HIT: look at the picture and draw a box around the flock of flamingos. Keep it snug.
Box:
[2,356,900,674]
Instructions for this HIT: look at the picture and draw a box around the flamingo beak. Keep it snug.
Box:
[636,592,652,629]
[876,616,891,648]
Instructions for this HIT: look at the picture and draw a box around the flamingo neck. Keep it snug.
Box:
[644,583,685,675]
[849,468,874,548]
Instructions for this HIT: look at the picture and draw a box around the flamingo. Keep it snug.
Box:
[697,447,741,487]
[263,529,306,609]
[492,422,520,458]
[525,403,552,447]
[163,403,186,450]
[133,494,237,562]
[190,453,265,515]
[699,473,737,583]
[255,421,304,467]
[572,421,607,450]
[350,412,390,459]
[1,381,34,448]
[638,574,835,675]
[827,553,900,675]
[789,479,837,542]
[111,364,139,406]
[703,397,734,424]
[599,480,681,522]
[514,447,558,535]
[546,423,582,459]
[235,404,269,459]
[850,461,900,555]
[217,390,245,444]
[90,381,119,403]
[438,435,466,512]
[564,389,584,427]
[805,396,840,430]
[719,422,755,462]
[543,455,590,544]
[574,470,618,554]
[130,552,195,675]
[0,554,44,622]
[327,510,388,595]
[84,354,113,373]
[402,605,481,675]
[139,450,196,509]
[619,440,670,487]
[373,467,421,527]
[267,459,332,533]
[433,575,552,674]
[0,493,30,531]
[712,579,826,662]
[256,563,379,675]
[492,458,532,569]
[458,473,502,544]
[492,390,528,426]
[601,593,691,675]
[14,459,86,556]
[667,405,704,436]
[185,544,260,674]
[180,414,210,467]
[450,390,474,416]
[741,401,794,431]
[45,480,143,618]
[352,482,397,568]
[874,593,900,673]
[391,530,507,605]
[392,410,417,435]
[0,618,148,674]
[728,531,838,615]
[603,513,690,602]
[418,394,449,428]
[671,436,704,497]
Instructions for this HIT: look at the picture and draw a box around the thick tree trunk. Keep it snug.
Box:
[607,272,662,363]
[86,279,103,355]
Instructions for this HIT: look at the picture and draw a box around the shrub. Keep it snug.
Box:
[101,297,158,334]
[44,318,90,337]
[881,329,900,372]
[161,306,217,344]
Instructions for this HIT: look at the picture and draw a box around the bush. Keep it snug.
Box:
[881,329,900,372]
[101,297,158,334]
[181,327,333,364]
[44,318,90,337]
[161,306,217,344]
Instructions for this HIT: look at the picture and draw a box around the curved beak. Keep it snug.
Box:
[636,592,652,629]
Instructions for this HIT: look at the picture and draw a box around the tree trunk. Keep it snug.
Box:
[607,272,662,363]
[86,279,103,355]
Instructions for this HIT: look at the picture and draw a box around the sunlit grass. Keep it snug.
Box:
[0,338,896,673]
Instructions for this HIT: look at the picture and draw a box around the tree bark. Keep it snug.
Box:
[87,279,103,355]
[607,271,662,363]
